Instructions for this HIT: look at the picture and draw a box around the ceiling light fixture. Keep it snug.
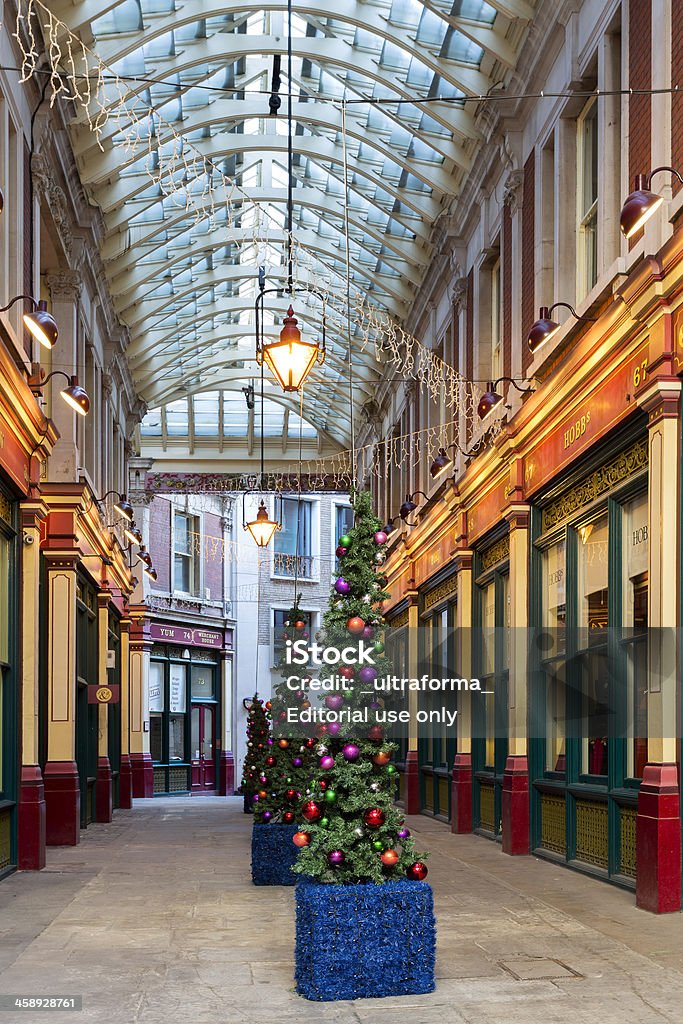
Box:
[620,166,683,238]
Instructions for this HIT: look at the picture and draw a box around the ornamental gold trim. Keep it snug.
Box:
[480,534,510,572]
[620,806,637,879]
[387,607,409,629]
[540,793,566,855]
[423,577,457,611]
[575,799,608,869]
[0,493,12,527]
[542,438,648,532]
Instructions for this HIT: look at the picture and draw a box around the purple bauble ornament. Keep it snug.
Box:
[292,757,303,767]
[336,546,347,558]
[267,737,273,745]
[262,811,272,822]
[325,694,344,711]
[303,631,309,639]
[374,531,388,545]
[320,754,335,770]
[358,666,378,683]
[327,721,341,736]
[252,794,259,802]
[342,742,360,761]
[334,577,351,595]
[328,850,345,865]
[397,827,411,839]
[362,625,374,640]
[370,701,381,709]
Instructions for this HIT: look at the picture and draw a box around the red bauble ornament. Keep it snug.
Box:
[301,800,323,822]
[282,811,295,824]
[380,849,399,866]
[372,751,392,766]
[368,725,384,743]
[406,861,428,881]
[285,788,297,801]
[318,779,328,791]
[265,700,272,710]
[293,831,311,847]
[294,620,306,630]
[278,738,290,749]
[347,616,366,635]
[340,665,355,680]
[265,756,276,767]
[304,738,316,748]
[363,808,386,829]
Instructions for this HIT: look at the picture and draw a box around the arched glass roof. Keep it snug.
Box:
[48,0,534,448]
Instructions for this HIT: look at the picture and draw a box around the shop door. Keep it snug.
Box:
[191,705,216,791]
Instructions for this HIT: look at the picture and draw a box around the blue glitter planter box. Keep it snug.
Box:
[251,823,298,885]
[295,878,436,1001]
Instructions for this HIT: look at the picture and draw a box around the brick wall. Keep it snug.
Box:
[628,0,652,217]
[673,0,683,193]
[148,497,171,591]
[502,203,512,379]
[521,151,535,376]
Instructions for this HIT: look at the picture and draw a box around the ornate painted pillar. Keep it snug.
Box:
[129,606,153,797]
[43,551,80,845]
[501,504,531,855]
[402,595,420,814]
[219,650,235,796]
[17,500,48,868]
[636,378,681,913]
[95,592,113,822]
[452,546,473,833]
[118,617,133,809]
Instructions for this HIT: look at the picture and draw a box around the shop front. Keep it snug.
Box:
[148,622,233,796]
[0,485,18,877]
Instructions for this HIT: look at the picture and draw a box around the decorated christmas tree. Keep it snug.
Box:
[292,489,428,884]
[240,694,271,808]
[253,602,317,825]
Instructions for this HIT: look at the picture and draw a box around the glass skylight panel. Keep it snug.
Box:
[165,399,189,436]
[441,29,485,65]
[416,9,448,46]
[288,412,317,439]
[193,393,220,436]
[140,408,163,436]
[455,0,497,24]
[92,0,142,36]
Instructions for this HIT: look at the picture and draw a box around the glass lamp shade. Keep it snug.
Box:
[620,175,663,239]
[24,301,58,350]
[430,448,453,479]
[262,306,321,392]
[246,500,280,547]
[61,376,90,416]
[124,523,142,546]
[144,565,158,581]
[138,545,153,568]
[477,384,504,421]
[527,307,561,354]
[113,494,134,521]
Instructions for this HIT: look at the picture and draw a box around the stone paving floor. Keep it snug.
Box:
[2,798,683,1023]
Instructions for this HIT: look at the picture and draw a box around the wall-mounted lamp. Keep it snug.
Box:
[527,303,596,356]
[131,555,157,581]
[399,490,428,523]
[382,517,397,536]
[429,441,483,480]
[1,295,59,349]
[123,522,143,547]
[620,166,683,238]
[29,368,90,416]
[477,377,535,422]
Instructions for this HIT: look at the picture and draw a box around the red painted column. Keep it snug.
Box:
[403,749,420,814]
[502,754,530,855]
[95,756,113,822]
[119,753,133,809]
[44,761,80,846]
[219,750,235,796]
[130,752,154,797]
[451,752,473,833]
[636,764,681,913]
[18,766,46,869]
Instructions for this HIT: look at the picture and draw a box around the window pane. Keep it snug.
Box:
[581,103,598,214]
[150,712,163,761]
[481,581,495,675]
[202,706,214,760]
[174,553,190,592]
[545,665,566,773]
[169,664,187,713]
[149,662,164,711]
[191,664,214,698]
[577,516,608,631]
[623,492,648,778]
[169,714,186,760]
[542,538,566,650]
[0,534,8,665]
[174,513,190,554]
[580,649,609,775]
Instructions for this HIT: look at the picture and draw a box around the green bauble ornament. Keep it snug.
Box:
[373,641,385,654]
[324,789,337,803]
[373,840,383,851]
[339,534,352,548]
[286,777,292,784]
[320,817,329,827]
[386,764,397,775]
